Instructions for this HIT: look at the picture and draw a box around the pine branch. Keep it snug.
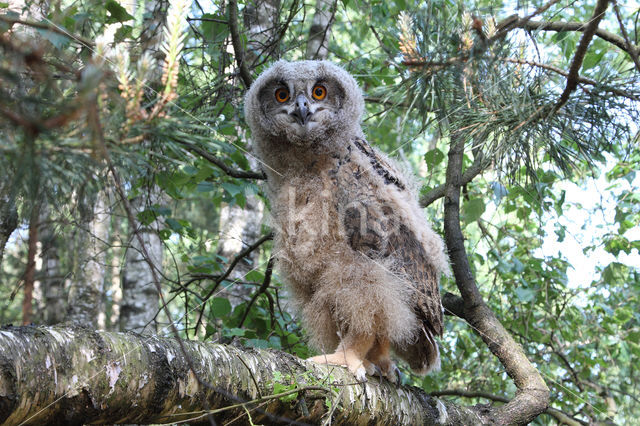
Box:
[443,131,550,424]
[555,0,610,110]
[512,17,639,57]
[496,57,639,101]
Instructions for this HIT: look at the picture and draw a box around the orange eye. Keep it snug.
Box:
[275,88,290,103]
[312,85,327,100]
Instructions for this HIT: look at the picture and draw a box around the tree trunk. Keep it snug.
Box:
[66,190,110,329]
[119,188,163,333]
[0,183,18,269]
[118,0,164,334]
[0,325,484,425]
[306,0,336,60]
[21,204,39,325]
[39,206,65,325]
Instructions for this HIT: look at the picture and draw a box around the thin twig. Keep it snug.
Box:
[514,18,638,56]
[228,0,253,88]
[496,56,639,101]
[194,233,273,333]
[238,256,274,328]
[555,0,610,111]
[174,138,265,179]
[613,1,640,72]
[0,15,94,47]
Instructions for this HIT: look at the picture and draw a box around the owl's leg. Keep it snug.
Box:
[366,337,399,383]
[308,333,375,381]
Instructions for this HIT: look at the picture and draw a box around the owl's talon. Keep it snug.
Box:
[353,366,367,382]
[363,359,378,376]
[386,365,401,384]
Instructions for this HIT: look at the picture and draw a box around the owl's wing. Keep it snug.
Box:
[344,204,443,338]
[342,139,443,338]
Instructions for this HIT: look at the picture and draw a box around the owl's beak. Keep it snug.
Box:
[291,94,311,125]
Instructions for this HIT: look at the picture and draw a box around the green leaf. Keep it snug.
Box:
[210,297,232,317]
[201,13,229,43]
[462,198,485,224]
[602,262,629,285]
[165,218,183,233]
[515,287,536,302]
[114,25,133,42]
[424,148,444,170]
[223,327,247,337]
[582,48,606,71]
[105,0,134,23]
[196,181,215,192]
[614,308,633,324]
[36,28,71,49]
[221,182,242,197]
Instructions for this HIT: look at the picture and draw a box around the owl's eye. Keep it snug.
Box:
[275,88,290,103]
[312,85,327,100]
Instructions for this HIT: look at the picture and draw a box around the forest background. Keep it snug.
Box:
[0,0,639,424]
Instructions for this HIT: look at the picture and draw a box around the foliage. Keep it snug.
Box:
[1,0,639,424]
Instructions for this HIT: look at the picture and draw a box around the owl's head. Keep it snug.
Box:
[244,60,364,148]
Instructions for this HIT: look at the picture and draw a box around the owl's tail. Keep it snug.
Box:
[394,326,441,374]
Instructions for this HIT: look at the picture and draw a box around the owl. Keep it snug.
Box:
[244,60,449,381]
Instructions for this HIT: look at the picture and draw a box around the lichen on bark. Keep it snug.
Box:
[0,325,486,425]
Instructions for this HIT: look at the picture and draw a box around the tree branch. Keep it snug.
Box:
[555,0,610,110]
[195,233,273,333]
[514,18,639,57]
[496,57,640,101]
[613,0,640,73]
[431,389,586,426]
[228,0,254,88]
[0,325,488,425]
[420,152,487,207]
[174,139,266,179]
[441,292,465,319]
[0,15,94,48]
[443,132,549,425]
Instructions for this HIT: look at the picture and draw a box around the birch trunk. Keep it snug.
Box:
[66,190,111,328]
[306,0,336,60]
[0,325,482,425]
[119,188,163,333]
[118,0,164,333]
[0,184,18,269]
[39,207,65,325]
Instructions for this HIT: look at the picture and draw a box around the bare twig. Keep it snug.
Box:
[174,138,265,179]
[613,1,640,72]
[194,233,273,333]
[555,0,610,110]
[513,18,639,57]
[238,256,274,327]
[228,0,253,88]
[0,15,94,48]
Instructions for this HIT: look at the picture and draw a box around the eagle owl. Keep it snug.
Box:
[244,60,449,381]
